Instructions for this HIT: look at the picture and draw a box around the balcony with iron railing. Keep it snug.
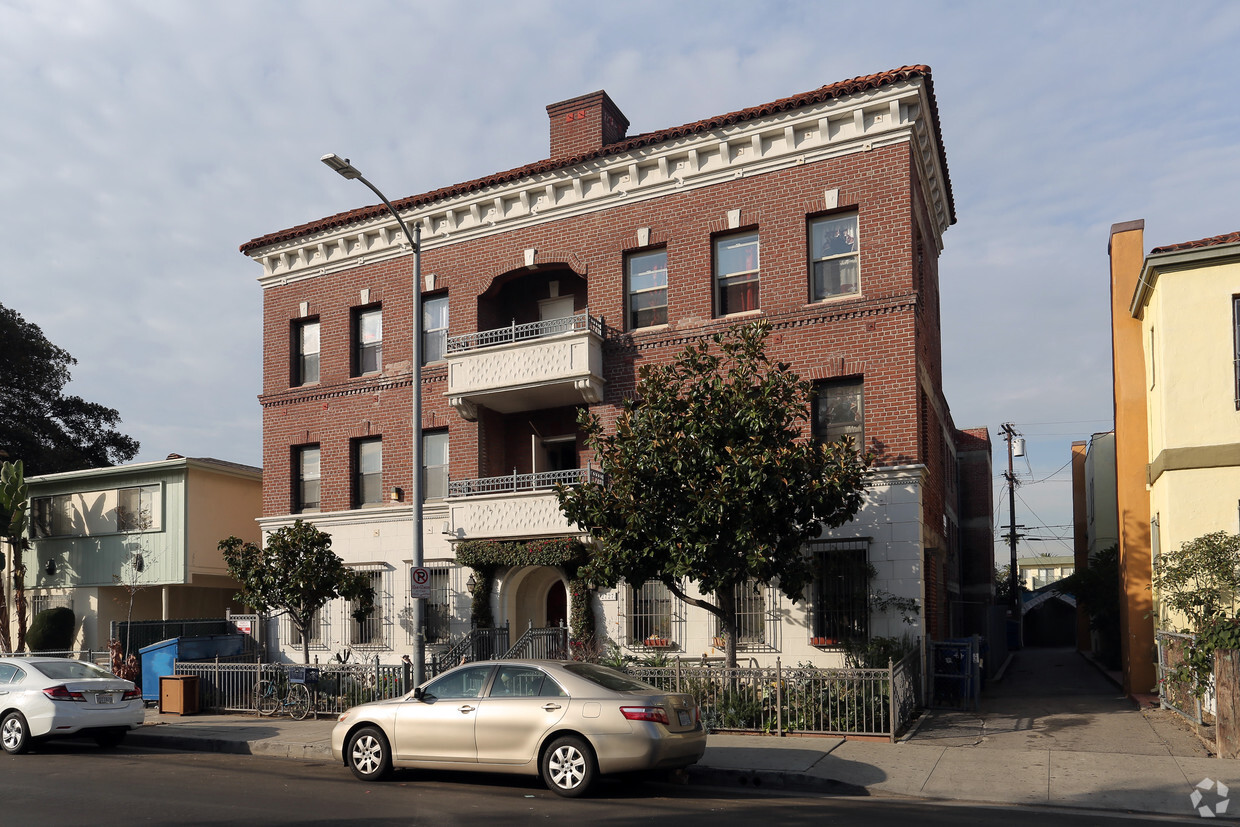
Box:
[445,467,603,541]
[445,311,605,421]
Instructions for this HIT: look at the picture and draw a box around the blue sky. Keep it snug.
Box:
[2,0,1237,562]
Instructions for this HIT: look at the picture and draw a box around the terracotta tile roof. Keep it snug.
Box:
[1150,231,1240,255]
[240,65,952,254]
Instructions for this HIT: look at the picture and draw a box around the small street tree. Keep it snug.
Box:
[557,321,870,668]
[219,520,376,665]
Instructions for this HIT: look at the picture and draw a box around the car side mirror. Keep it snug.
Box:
[413,687,425,701]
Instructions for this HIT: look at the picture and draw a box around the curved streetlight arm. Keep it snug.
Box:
[321,153,425,686]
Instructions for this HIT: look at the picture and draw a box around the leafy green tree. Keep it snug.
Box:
[0,301,139,477]
[557,321,870,668]
[1153,530,1240,631]
[219,520,376,664]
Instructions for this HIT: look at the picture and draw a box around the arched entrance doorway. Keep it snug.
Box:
[500,566,569,633]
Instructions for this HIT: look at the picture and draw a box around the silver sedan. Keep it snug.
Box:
[0,657,145,754]
[331,659,705,797]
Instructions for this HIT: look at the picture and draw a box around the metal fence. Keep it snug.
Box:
[1156,630,1204,725]
[627,649,922,741]
[174,659,411,717]
[111,619,237,658]
[448,467,604,498]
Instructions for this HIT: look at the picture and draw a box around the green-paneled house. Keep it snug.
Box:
[18,456,261,651]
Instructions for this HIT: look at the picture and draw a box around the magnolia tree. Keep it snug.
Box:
[220,520,375,664]
[557,321,870,668]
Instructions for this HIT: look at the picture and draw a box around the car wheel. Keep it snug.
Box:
[1,711,31,755]
[347,726,392,781]
[542,735,597,798]
[94,728,126,749]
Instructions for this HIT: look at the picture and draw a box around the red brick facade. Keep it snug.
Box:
[245,67,992,653]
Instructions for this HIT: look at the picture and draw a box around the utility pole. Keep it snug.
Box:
[1000,423,1021,616]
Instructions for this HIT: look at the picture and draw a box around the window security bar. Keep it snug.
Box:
[448,467,604,498]
[445,311,602,354]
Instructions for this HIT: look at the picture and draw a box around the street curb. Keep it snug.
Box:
[684,766,866,796]
[128,730,864,795]
[127,731,334,762]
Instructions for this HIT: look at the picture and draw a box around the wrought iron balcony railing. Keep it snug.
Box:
[445,311,602,354]
[447,467,604,498]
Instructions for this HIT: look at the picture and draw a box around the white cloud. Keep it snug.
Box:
[1,0,1237,554]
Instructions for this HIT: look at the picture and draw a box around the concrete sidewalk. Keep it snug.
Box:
[125,648,1236,820]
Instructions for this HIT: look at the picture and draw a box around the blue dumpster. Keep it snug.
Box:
[138,635,248,701]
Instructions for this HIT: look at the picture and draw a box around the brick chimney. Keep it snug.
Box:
[546,91,629,160]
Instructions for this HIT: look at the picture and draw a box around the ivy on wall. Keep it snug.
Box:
[455,538,595,643]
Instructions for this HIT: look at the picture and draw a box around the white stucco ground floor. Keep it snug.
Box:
[253,466,931,668]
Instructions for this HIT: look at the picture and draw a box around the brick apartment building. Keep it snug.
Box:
[240,65,993,665]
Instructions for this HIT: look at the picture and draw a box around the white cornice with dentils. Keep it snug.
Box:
[248,79,950,288]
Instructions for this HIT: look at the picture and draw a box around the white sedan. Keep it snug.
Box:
[332,660,706,797]
[0,657,145,754]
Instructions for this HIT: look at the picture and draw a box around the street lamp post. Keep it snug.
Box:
[321,153,425,686]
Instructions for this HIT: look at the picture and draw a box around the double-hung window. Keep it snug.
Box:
[809,214,859,300]
[353,437,383,508]
[295,445,320,512]
[423,431,448,500]
[812,378,864,446]
[714,232,759,316]
[293,319,320,385]
[353,306,382,376]
[626,249,668,329]
[423,295,448,364]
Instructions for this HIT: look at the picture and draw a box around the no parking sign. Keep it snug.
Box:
[410,566,431,599]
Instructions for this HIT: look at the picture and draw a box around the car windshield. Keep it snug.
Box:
[30,660,113,680]
[562,662,659,692]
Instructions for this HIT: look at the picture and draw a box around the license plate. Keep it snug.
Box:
[678,709,691,726]
[96,693,114,705]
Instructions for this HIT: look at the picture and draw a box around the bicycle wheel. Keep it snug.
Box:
[288,682,312,720]
[255,681,280,716]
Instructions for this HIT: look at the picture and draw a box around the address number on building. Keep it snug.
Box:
[410,566,432,600]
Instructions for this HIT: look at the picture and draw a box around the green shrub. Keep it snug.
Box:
[27,607,75,652]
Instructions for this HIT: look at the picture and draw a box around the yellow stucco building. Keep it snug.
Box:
[1112,223,1240,695]
[1130,229,1240,634]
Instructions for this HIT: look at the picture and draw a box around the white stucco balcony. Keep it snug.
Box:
[445,468,601,540]
[445,312,605,420]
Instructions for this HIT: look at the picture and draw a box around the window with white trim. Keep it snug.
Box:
[32,485,162,539]
[293,318,320,386]
[812,378,864,446]
[294,445,320,513]
[808,214,859,300]
[714,232,759,316]
[353,305,382,376]
[353,437,382,508]
[423,295,448,364]
[626,248,668,329]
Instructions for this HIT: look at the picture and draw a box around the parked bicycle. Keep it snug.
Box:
[255,666,318,720]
